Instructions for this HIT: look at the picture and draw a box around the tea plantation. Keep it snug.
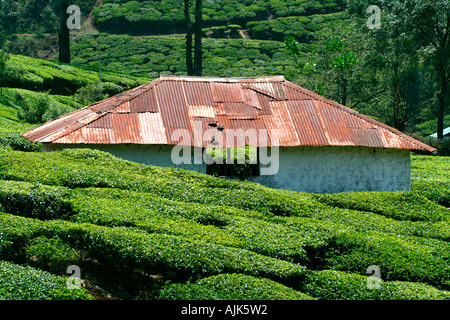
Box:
[0,145,449,300]
[0,53,449,301]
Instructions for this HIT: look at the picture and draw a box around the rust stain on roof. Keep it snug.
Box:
[22,75,436,153]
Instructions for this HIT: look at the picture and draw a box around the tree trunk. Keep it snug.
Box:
[58,2,71,63]
[194,0,202,76]
[341,77,348,106]
[394,85,401,130]
[184,0,193,76]
[437,64,448,140]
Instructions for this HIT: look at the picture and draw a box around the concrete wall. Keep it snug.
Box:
[42,143,207,174]
[248,146,411,193]
[42,143,411,193]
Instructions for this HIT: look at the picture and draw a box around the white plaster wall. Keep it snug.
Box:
[42,143,207,174]
[248,146,411,193]
[42,143,411,193]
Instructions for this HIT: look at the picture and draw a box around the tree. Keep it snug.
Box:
[17,0,95,64]
[194,0,203,76]
[184,0,203,76]
[56,0,71,63]
[0,0,18,41]
[344,0,433,131]
[184,0,194,76]
[386,0,450,139]
[0,41,10,96]
[366,9,421,131]
[284,33,358,106]
[17,0,70,63]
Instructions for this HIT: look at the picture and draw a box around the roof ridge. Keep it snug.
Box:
[88,80,159,113]
[159,75,285,82]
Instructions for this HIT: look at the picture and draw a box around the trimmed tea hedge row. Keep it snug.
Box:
[159,273,316,300]
[0,260,93,300]
[303,270,450,300]
[2,149,447,225]
[411,155,450,206]
[0,179,309,263]
[324,230,450,289]
[313,191,450,222]
[0,213,307,284]
[69,188,309,263]
[6,54,147,96]
[0,178,310,263]
[71,34,299,79]
[93,0,343,35]
[275,216,450,289]
[0,148,321,217]
[285,202,450,242]
[0,132,41,152]
[0,180,74,220]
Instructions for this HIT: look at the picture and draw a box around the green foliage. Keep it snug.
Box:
[159,273,315,300]
[70,34,297,78]
[411,155,450,206]
[248,12,347,41]
[15,90,72,124]
[25,236,80,274]
[0,132,41,151]
[5,54,147,96]
[92,0,343,35]
[0,41,10,95]
[0,147,449,299]
[74,81,124,105]
[303,270,450,300]
[0,212,306,284]
[275,215,450,289]
[322,229,450,288]
[312,191,450,222]
[0,180,74,220]
[0,260,93,300]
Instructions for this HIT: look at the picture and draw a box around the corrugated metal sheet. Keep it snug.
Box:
[22,75,436,152]
[138,112,167,144]
[129,88,158,113]
[264,101,299,147]
[212,83,243,103]
[183,81,214,106]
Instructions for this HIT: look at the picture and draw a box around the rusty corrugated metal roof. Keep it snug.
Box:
[22,75,436,152]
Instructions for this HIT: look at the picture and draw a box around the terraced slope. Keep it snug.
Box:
[0,147,448,300]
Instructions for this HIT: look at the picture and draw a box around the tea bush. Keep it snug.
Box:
[6,54,147,96]
[274,216,450,289]
[71,34,298,79]
[24,236,81,274]
[0,213,307,285]
[159,273,315,300]
[323,230,450,289]
[0,148,320,217]
[0,180,74,220]
[0,132,41,152]
[0,260,93,300]
[275,197,450,242]
[303,270,450,300]
[69,189,309,263]
[313,191,450,222]
[93,0,343,35]
[0,148,448,299]
[411,155,450,207]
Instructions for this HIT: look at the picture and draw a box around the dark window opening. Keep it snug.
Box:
[205,147,260,177]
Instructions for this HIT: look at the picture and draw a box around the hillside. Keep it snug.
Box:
[4,0,450,144]
[0,147,449,300]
